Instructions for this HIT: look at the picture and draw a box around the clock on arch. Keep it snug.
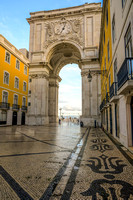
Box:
[55,21,72,35]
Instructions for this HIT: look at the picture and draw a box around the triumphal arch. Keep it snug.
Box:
[26,3,102,126]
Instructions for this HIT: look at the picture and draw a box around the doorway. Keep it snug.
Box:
[130,97,133,145]
[110,106,112,134]
[21,112,25,125]
[12,111,17,125]
[106,109,108,131]
[115,104,118,137]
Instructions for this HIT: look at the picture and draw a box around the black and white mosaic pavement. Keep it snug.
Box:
[0,124,133,199]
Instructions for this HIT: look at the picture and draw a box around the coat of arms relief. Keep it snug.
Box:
[43,17,83,48]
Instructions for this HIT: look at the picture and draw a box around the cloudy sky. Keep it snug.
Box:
[59,64,81,116]
[0,0,102,116]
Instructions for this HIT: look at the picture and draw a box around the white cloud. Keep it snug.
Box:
[59,84,81,93]
[59,64,82,116]
[62,105,81,111]
[0,21,17,45]
[59,100,68,104]
[61,65,80,72]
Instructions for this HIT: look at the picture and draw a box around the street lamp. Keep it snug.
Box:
[87,69,107,82]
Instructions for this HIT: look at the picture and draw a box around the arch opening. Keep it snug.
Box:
[58,63,81,121]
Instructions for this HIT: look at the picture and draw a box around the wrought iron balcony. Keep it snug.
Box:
[117,58,133,94]
[100,98,105,111]
[12,104,20,110]
[21,106,27,111]
[110,82,118,99]
[106,92,109,104]
[0,102,10,109]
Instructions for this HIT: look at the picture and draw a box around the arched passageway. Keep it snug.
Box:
[47,42,82,123]
[26,3,102,126]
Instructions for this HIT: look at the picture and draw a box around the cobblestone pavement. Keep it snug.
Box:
[0,123,133,200]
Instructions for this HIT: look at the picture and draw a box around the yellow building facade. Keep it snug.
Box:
[99,0,113,133]
[100,0,133,150]
[0,35,29,125]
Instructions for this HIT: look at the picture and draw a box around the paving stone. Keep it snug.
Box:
[0,124,133,199]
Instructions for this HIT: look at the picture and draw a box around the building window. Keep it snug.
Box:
[104,31,105,43]
[0,110,7,124]
[4,71,9,85]
[28,102,31,106]
[107,41,110,62]
[24,65,27,75]
[125,24,132,58]
[114,58,117,82]
[5,52,10,63]
[112,14,115,43]
[122,0,126,8]
[22,97,26,106]
[14,94,18,105]
[23,82,27,91]
[106,8,108,26]
[106,84,107,94]
[109,74,111,91]
[15,77,19,89]
[29,90,31,94]
[105,57,106,70]
[2,91,8,103]
[29,78,32,82]
[16,59,20,70]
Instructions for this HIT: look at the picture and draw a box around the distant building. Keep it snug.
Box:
[0,35,29,125]
[100,0,133,150]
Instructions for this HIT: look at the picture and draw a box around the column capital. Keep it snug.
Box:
[81,69,101,77]
[29,72,49,80]
[49,74,62,82]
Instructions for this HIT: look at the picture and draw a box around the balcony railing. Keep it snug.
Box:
[110,82,118,99]
[117,58,133,90]
[0,102,10,109]
[100,98,105,111]
[12,104,20,110]
[106,92,109,104]
[21,106,27,111]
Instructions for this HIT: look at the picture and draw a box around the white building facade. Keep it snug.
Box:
[109,0,133,148]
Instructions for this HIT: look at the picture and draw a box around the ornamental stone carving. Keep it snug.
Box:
[30,74,49,79]
[44,17,83,48]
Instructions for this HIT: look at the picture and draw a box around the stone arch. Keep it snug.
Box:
[45,41,82,76]
[45,40,84,63]
[47,41,82,123]
[26,3,102,126]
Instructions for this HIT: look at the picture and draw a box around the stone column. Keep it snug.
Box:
[80,69,101,126]
[27,70,49,125]
[48,75,61,123]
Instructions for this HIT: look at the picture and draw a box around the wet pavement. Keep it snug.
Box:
[0,122,133,199]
